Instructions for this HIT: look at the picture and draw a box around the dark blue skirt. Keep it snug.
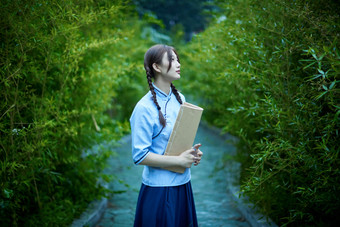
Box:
[134,181,198,227]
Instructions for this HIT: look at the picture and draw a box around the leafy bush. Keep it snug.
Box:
[179,0,340,225]
[0,0,149,225]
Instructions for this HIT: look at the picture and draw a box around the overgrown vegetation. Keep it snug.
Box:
[179,0,340,225]
[2,0,339,226]
[0,0,149,225]
[133,0,214,41]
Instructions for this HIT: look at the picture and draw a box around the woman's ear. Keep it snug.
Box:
[152,63,161,73]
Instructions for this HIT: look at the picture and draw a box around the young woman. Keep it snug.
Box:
[130,44,203,227]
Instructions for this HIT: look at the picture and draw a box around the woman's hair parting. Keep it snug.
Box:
[144,44,183,127]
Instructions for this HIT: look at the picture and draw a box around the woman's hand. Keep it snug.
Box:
[178,143,203,168]
[140,144,203,169]
[192,143,203,166]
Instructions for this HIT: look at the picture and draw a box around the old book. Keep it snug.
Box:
[163,102,204,173]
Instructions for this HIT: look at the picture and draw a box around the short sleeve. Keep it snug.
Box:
[129,103,154,165]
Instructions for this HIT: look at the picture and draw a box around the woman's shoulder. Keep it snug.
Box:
[133,92,157,115]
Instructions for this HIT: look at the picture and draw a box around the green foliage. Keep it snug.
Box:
[134,0,214,40]
[0,0,149,225]
[179,0,340,225]
[2,0,338,225]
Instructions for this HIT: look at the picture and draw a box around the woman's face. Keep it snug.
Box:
[157,50,181,82]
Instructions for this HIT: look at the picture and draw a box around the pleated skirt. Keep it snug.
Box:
[134,181,198,227]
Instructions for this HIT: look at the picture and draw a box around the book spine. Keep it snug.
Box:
[165,106,184,155]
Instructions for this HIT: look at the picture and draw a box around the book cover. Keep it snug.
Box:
[163,102,203,173]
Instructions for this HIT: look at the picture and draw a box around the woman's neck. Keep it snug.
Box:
[154,79,171,95]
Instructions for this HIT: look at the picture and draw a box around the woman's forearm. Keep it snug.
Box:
[139,148,201,168]
[139,152,182,168]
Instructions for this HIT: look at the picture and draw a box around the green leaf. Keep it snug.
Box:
[303,61,317,70]
[315,91,328,100]
[307,74,322,81]
[318,69,325,75]
[322,85,328,91]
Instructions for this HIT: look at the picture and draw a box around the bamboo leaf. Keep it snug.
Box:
[303,61,317,70]
[322,85,328,90]
[315,91,328,100]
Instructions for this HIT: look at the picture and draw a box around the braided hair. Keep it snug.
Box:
[144,44,183,127]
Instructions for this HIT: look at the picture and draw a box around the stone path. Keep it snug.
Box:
[96,124,250,227]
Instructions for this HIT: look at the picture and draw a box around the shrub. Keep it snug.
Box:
[0,0,148,225]
[179,0,340,225]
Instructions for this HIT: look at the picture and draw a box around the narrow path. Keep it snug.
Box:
[96,124,250,227]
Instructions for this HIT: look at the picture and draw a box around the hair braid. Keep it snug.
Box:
[146,69,166,127]
[171,83,183,105]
